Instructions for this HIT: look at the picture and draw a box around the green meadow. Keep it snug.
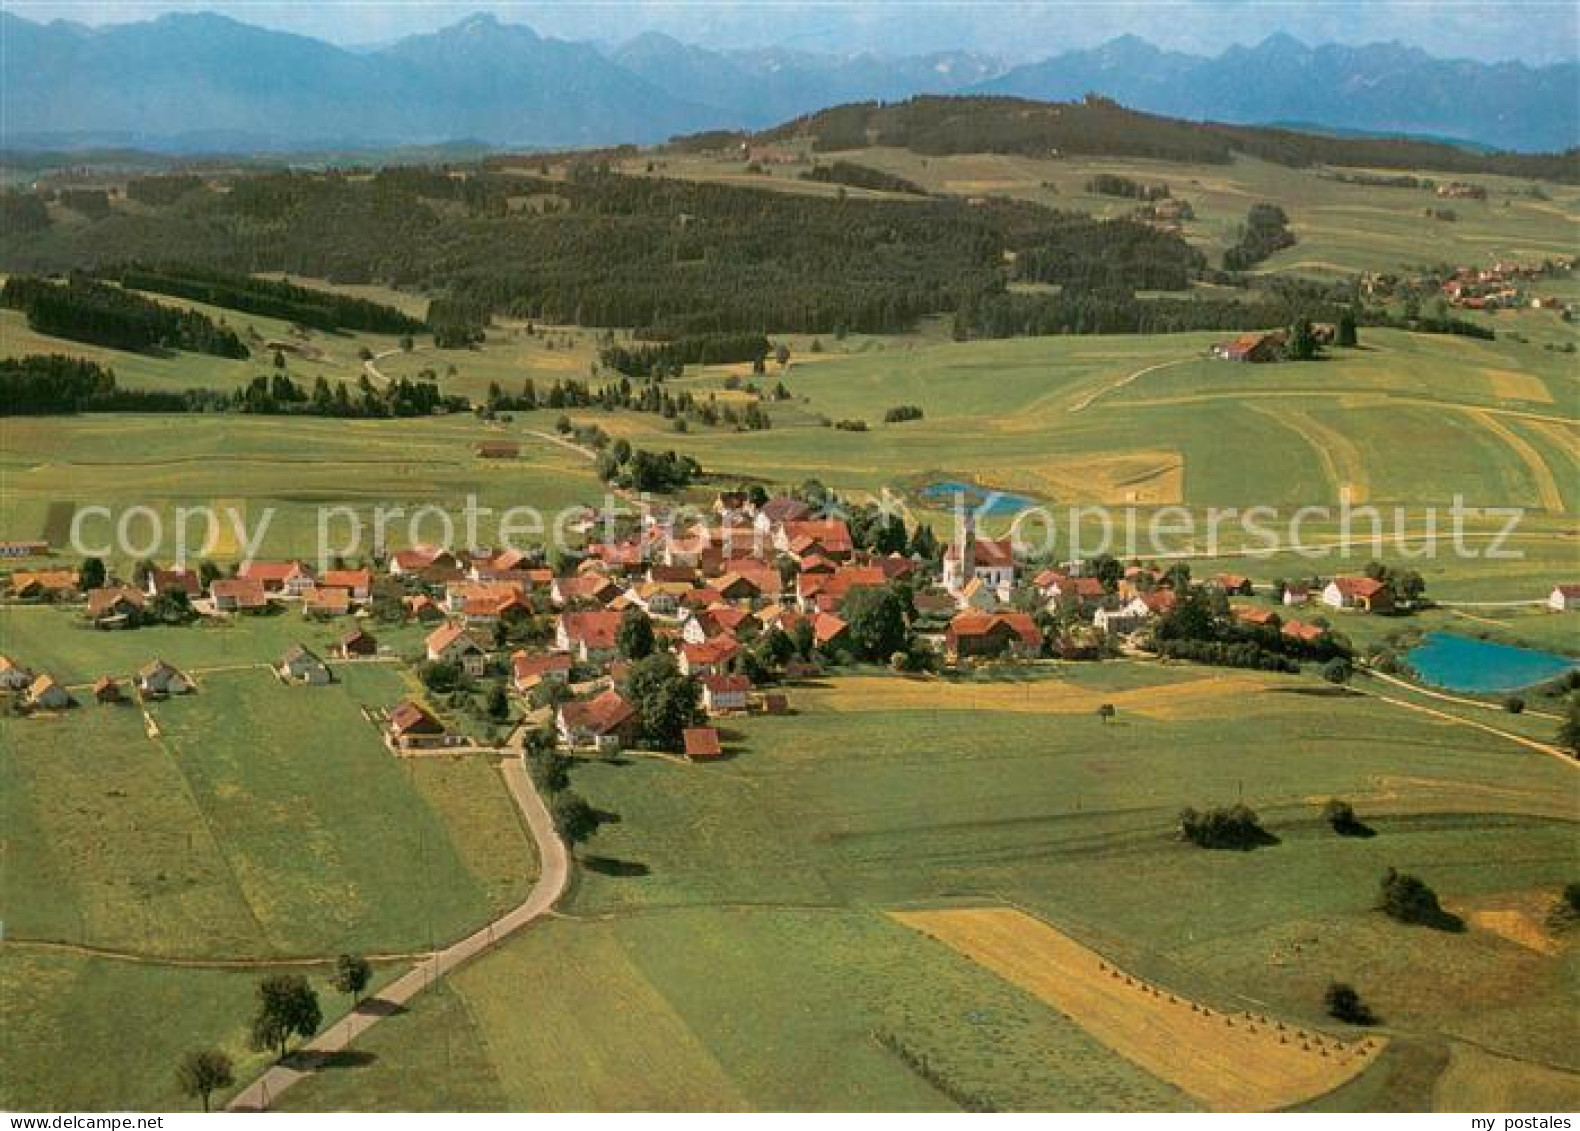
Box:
[0,663,535,960]
[285,665,1580,1111]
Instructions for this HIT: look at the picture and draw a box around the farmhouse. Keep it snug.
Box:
[209,578,269,612]
[944,612,1042,661]
[387,700,448,749]
[86,585,145,626]
[1281,619,1328,645]
[390,546,460,577]
[1211,331,1286,362]
[9,570,78,599]
[146,568,201,598]
[240,560,315,596]
[683,726,724,761]
[136,659,193,697]
[0,655,34,690]
[511,650,573,693]
[278,645,331,686]
[321,568,373,599]
[557,688,639,752]
[1282,583,1312,606]
[426,623,487,675]
[681,636,742,677]
[701,673,751,715]
[1548,584,1580,612]
[1093,596,1154,636]
[335,628,379,658]
[303,586,352,619]
[556,611,623,663]
[26,673,73,710]
[1322,576,1394,614]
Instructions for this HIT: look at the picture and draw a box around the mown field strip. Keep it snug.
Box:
[892,907,1385,1112]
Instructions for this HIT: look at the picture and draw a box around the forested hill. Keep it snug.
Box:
[756,96,1580,182]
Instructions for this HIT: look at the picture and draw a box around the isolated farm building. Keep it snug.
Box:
[304,586,352,619]
[511,650,573,694]
[86,585,145,627]
[209,577,269,612]
[321,568,373,600]
[26,673,73,710]
[146,568,201,598]
[683,726,724,761]
[0,654,34,690]
[556,688,639,752]
[91,676,124,704]
[555,611,623,664]
[1211,331,1286,362]
[240,560,315,596]
[387,700,447,749]
[1322,577,1394,614]
[9,570,78,599]
[701,673,752,715]
[944,612,1042,661]
[136,659,193,697]
[279,645,331,686]
[336,628,379,659]
[426,622,487,676]
[476,440,520,459]
[1548,584,1580,612]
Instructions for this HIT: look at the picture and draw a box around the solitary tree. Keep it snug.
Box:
[1096,703,1117,725]
[331,953,372,1006]
[1323,982,1376,1025]
[175,1048,234,1112]
[1558,693,1580,758]
[616,607,656,661]
[78,556,106,591]
[249,974,322,1059]
[551,790,600,844]
[1378,868,1448,927]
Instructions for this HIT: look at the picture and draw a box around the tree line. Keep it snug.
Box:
[107,264,427,334]
[2,274,249,358]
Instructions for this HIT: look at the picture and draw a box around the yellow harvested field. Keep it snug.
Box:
[997,450,1185,505]
[892,908,1385,1112]
[808,671,1269,722]
[1483,368,1554,405]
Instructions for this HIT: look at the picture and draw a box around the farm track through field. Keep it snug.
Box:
[227,755,569,1111]
[1363,668,1563,721]
[1358,679,1574,767]
[1069,358,1194,414]
[0,937,433,970]
[1462,408,1567,514]
[1248,404,1370,503]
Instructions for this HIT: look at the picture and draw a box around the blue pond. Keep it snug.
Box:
[920,479,1039,517]
[1405,632,1577,694]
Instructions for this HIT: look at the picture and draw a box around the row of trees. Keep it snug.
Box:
[110,264,427,334]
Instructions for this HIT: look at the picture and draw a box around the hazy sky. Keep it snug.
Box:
[6,0,1577,63]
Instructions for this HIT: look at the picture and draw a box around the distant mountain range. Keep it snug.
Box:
[2,11,1574,153]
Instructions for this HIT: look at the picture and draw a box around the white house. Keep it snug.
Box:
[1549,584,1580,613]
[1093,596,1153,636]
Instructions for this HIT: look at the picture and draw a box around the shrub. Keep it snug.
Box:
[1324,982,1376,1025]
[1503,695,1525,714]
[1321,657,1353,684]
[1378,868,1458,929]
[883,404,925,423]
[1322,798,1372,837]
[1178,803,1276,850]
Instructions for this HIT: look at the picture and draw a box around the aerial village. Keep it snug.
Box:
[2,489,1575,758]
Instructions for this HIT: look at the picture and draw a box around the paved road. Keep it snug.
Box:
[227,756,569,1111]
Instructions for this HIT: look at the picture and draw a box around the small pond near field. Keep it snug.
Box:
[919,479,1039,517]
[1405,632,1577,694]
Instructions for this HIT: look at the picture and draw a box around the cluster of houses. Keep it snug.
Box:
[1360,258,1575,317]
[0,655,195,712]
[5,490,1575,750]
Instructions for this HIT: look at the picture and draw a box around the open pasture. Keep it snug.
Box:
[0,664,535,959]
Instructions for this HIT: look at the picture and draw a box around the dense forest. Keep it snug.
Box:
[105,264,428,334]
[1,274,249,357]
[0,165,1204,337]
[764,95,1580,181]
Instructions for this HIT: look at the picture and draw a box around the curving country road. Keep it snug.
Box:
[227,755,569,1111]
